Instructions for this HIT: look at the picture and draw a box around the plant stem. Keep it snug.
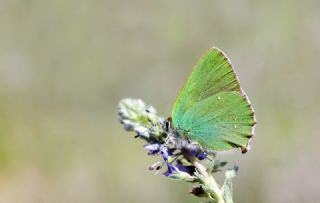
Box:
[190,157,226,203]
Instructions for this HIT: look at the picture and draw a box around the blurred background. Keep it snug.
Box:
[0,0,319,202]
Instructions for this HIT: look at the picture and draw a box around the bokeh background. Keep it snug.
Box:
[0,0,319,202]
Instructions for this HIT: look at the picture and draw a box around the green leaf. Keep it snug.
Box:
[169,171,196,182]
[207,160,228,174]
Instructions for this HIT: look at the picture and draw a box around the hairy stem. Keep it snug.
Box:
[189,156,225,203]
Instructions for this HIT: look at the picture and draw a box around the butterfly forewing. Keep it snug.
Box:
[172,48,255,151]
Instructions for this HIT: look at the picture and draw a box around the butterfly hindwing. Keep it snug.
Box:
[181,92,254,150]
[172,47,255,151]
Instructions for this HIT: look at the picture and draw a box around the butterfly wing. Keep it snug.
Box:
[172,48,255,151]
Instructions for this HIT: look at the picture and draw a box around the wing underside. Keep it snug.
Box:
[172,47,256,151]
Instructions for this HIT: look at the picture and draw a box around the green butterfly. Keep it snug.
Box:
[169,47,256,153]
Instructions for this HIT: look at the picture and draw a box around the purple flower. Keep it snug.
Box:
[176,162,195,175]
[163,164,177,176]
[144,143,161,155]
[161,147,173,161]
[135,126,150,138]
[187,148,207,160]
[198,152,207,160]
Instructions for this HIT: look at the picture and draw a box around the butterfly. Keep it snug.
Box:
[168,47,256,153]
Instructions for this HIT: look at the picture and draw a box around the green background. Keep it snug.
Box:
[0,0,319,202]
